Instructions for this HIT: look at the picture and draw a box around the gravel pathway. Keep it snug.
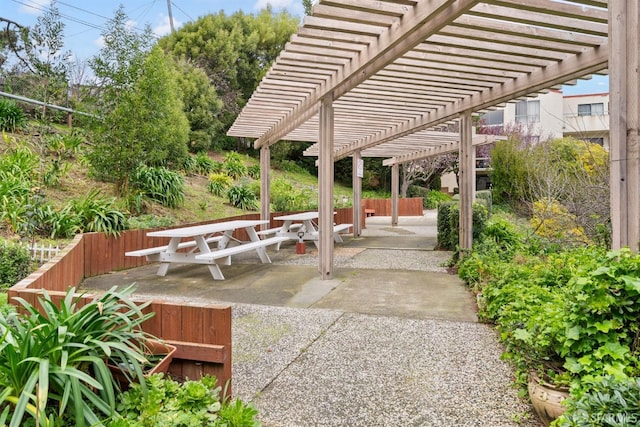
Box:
[232,304,541,427]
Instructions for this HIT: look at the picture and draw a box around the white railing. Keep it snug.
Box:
[14,242,61,264]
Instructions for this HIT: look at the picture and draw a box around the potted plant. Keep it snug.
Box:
[107,338,177,387]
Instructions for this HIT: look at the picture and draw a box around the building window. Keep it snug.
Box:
[582,137,604,146]
[515,100,540,123]
[577,103,604,116]
[480,110,504,126]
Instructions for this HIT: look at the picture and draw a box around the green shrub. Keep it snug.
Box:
[70,189,127,236]
[195,152,216,175]
[476,190,492,214]
[489,138,530,204]
[107,374,259,426]
[556,376,640,426]
[223,152,247,180]
[271,176,315,212]
[247,164,260,179]
[425,189,452,209]
[0,285,155,426]
[208,173,233,197]
[0,240,32,289]
[0,99,27,132]
[131,165,185,208]
[188,129,212,153]
[227,184,258,210]
[36,204,81,239]
[436,202,488,250]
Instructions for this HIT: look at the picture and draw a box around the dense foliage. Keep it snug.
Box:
[0,240,31,289]
[456,212,640,423]
[436,201,488,251]
[159,9,299,150]
[108,374,259,426]
[0,99,27,132]
[0,286,155,426]
[489,137,610,246]
[89,42,189,193]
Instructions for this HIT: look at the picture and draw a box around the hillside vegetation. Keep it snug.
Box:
[1,125,356,244]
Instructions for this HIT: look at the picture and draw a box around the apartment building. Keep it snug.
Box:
[481,90,610,148]
[440,91,610,193]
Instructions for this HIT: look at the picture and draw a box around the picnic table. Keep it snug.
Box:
[258,212,352,249]
[125,219,288,280]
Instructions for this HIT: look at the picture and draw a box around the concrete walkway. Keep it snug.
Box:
[82,212,542,426]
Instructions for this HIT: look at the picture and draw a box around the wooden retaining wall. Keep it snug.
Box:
[362,197,423,216]
[9,233,233,394]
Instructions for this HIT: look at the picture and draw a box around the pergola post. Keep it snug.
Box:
[259,146,271,228]
[459,111,475,250]
[610,1,640,252]
[352,152,362,236]
[319,95,335,279]
[391,163,399,226]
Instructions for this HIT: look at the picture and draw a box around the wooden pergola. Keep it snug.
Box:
[228,0,639,280]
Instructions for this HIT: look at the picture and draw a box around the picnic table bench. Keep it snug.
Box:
[125,219,278,280]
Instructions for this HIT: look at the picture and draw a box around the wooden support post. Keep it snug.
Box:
[260,146,271,229]
[319,95,335,279]
[459,111,475,250]
[610,1,640,251]
[352,152,362,236]
[391,163,399,226]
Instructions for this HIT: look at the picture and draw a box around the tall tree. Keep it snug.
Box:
[15,1,70,119]
[158,9,299,149]
[88,9,188,194]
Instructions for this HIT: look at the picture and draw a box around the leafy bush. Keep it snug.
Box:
[127,214,176,230]
[227,184,258,210]
[247,164,260,179]
[0,99,27,132]
[131,165,185,208]
[425,189,452,209]
[223,152,247,180]
[195,152,217,175]
[36,204,81,239]
[0,240,32,289]
[107,374,259,426]
[208,173,233,197]
[556,376,640,426]
[271,176,315,212]
[0,285,155,427]
[475,190,492,214]
[70,189,127,236]
[436,201,489,250]
[531,198,588,245]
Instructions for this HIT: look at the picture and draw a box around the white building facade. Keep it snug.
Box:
[441,91,611,193]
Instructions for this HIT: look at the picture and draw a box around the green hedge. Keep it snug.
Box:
[0,240,32,289]
[437,201,489,250]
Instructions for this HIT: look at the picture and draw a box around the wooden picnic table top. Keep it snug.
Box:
[146,220,269,238]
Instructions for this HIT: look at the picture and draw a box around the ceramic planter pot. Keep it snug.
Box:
[528,371,570,426]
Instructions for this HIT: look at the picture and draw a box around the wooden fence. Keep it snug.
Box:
[362,197,423,216]
[7,200,420,394]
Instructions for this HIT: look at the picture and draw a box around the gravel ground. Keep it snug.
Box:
[229,214,542,426]
[232,305,542,427]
